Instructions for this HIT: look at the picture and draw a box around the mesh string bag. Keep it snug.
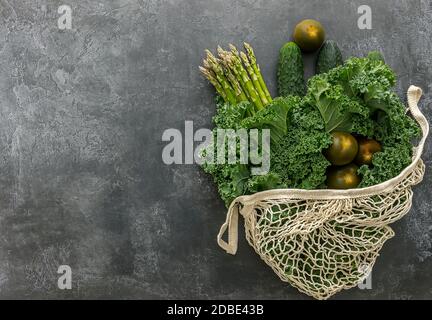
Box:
[217,85,429,300]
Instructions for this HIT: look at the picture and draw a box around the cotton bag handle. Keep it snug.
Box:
[217,85,429,255]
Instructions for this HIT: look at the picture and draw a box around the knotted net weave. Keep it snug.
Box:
[217,86,429,300]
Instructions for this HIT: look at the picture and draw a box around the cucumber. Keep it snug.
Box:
[315,40,343,74]
[367,51,385,63]
[277,42,305,97]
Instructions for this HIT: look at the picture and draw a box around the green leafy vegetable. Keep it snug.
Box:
[271,100,332,189]
[241,97,294,143]
[308,56,420,187]
[202,54,420,207]
[202,97,295,206]
[247,173,286,194]
[306,76,368,132]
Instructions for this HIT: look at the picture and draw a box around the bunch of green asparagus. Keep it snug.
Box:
[199,43,272,109]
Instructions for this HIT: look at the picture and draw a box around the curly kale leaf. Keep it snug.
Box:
[212,100,255,129]
[241,97,295,143]
[307,57,398,134]
[247,172,287,194]
[202,163,250,206]
[350,113,376,138]
[212,96,295,143]
[326,57,396,106]
[271,102,332,189]
[374,92,421,145]
[306,76,369,133]
[358,145,413,187]
[203,97,297,206]
[358,93,421,187]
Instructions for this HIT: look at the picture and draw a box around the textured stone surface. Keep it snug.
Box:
[0,0,431,299]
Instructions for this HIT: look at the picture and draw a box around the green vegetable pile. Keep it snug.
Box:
[200,43,420,207]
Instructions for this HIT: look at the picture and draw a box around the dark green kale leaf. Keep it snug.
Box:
[212,100,255,129]
[271,102,332,189]
[203,97,295,206]
[247,172,287,194]
[306,76,369,133]
[241,97,295,143]
[326,57,396,104]
[202,163,250,207]
[358,92,421,187]
[358,144,413,187]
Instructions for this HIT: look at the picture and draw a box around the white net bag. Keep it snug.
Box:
[217,86,429,300]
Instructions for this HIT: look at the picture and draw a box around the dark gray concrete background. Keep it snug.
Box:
[0,0,431,299]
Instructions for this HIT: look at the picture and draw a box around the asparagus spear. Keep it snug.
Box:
[228,44,264,110]
[224,65,248,102]
[218,46,251,101]
[199,66,229,102]
[205,50,238,105]
[240,51,269,106]
[209,50,247,102]
[244,42,272,102]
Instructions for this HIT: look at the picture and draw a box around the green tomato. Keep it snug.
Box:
[355,137,382,166]
[293,19,325,52]
[326,164,361,189]
[324,131,359,166]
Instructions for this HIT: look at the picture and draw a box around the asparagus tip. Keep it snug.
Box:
[217,46,227,57]
[205,49,217,61]
[229,43,238,54]
[240,51,250,64]
[223,52,233,65]
[199,66,210,76]
[244,43,256,64]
